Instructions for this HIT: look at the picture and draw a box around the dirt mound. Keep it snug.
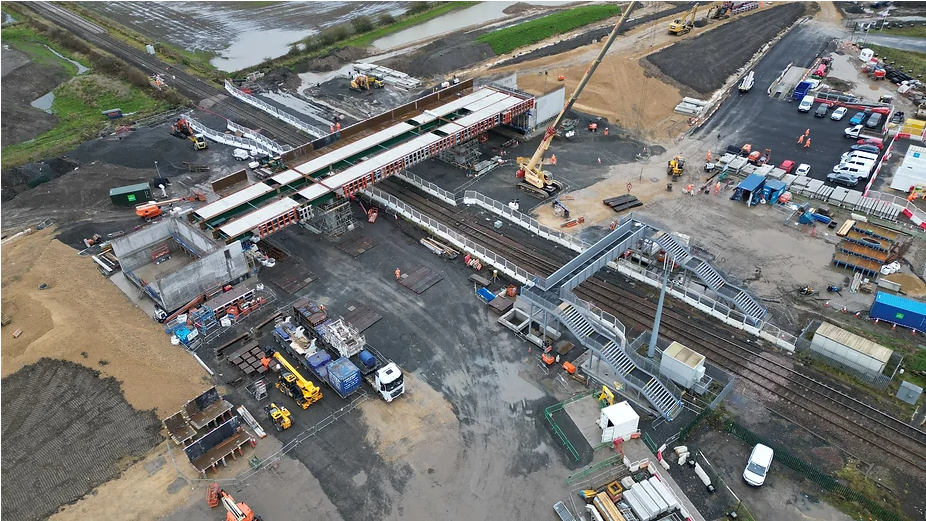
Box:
[1,46,70,147]
[503,2,535,15]
[1,156,79,202]
[258,67,302,91]
[296,46,370,73]
[1,359,162,521]
[645,2,807,96]
[403,33,496,78]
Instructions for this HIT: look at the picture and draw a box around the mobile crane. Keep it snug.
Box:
[668,3,699,35]
[264,402,292,431]
[515,1,638,199]
[218,489,260,521]
[261,349,323,409]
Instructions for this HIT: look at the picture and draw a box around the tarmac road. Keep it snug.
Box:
[694,21,865,186]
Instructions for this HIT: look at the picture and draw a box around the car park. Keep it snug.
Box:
[844,124,863,139]
[851,144,880,154]
[830,107,847,121]
[743,444,775,486]
[849,111,866,125]
[827,172,861,187]
[814,104,828,118]
[778,160,796,174]
[795,163,811,176]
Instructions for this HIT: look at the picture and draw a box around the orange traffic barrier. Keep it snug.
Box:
[557,75,565,81]
[562,361,577,374]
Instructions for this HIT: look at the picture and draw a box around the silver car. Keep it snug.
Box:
[831,107,848,121]
[827,172,860,187]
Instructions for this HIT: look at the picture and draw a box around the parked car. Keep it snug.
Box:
[743,444,775,486]
[849,111,867,125]
[858,138,884,150]
[851,144,880,154]
[865,112,884,129]
[778,160,796,174]
[798,95,815,112]
[796,163,811,176]
[830,107,848,121]
[890,111,905,124]
[844,124,863,139]
[841,150,879,163]
[814,104,829,118]
[827,172,861,187]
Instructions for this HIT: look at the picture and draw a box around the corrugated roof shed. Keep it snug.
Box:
[815,322,892,364]
[737,173,766,191]
[109,182,150,196]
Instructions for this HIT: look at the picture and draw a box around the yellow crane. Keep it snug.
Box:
[264,402,292,431]
[515,1,638,199]
[261,350,323,409]
[668,3,700,35]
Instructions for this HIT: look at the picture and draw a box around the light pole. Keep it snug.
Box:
[648,255,670,358]
[154,161,161,177]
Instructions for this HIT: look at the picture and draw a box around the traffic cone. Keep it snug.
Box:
[892,323,896,330]
[824,301,830,308]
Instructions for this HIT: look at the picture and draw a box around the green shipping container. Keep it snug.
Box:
[109,183,152,207]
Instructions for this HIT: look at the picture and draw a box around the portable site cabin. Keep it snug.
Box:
[598,401,639,443]
[762,179,787,204]
[811,321,893,376]
[870,291,926,332]
[659,341,706,389]
[732,174,766,206]
[110,182,152,207]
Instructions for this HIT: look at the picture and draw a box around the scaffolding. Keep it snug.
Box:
[436,139,481,173]
[190,305,219,334]
[302,199,356,237]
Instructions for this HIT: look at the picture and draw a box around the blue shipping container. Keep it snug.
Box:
[870,292,926,331]
[327,357,361,397]
[792,81,812,100]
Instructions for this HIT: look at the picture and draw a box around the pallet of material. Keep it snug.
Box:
[832,252,881,277]
[487,295,514,315]
[236,405,267,439]
[343,304,382,333]
[844,230,890,251]
[593,495,627,521]
[836,219,856,237]
[838,240,889,263]
[852,222,899,242]
[603,195,642,213]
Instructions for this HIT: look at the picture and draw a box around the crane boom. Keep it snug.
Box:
[522,1,638,174]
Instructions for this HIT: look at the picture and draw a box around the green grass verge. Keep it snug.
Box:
[476,4,623,55]
[1,24,89,74]
[1,74,168,168]
[878,24,926,39]
[865,44,926,75]
[348,1,479,47]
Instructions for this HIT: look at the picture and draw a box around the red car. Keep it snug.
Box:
[778,160,796,174]
[857,138,884,150]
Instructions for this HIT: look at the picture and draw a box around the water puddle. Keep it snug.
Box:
[371,1,574,50]
[210,27,309,72]
[31,91,55,114]
[494,363,544,404]
[44,45,89,74]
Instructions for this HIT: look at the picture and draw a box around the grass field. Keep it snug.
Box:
[866,44,926,75]
[879,24,926,39]
[1,24,88,73]
[476,3,623,55]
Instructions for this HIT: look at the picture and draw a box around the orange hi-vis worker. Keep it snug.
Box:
[805,128,810,137]
[804,138,811,149]
[797,135,804,145]
[706,150,712,162]
[714,182,721,195]
[604,127,609,136]
[395,268,401,280]
[550,154,557,165]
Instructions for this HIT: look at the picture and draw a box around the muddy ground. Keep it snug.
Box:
[1,44,68,147]
[0,360,163,521]
[645,2,809,97]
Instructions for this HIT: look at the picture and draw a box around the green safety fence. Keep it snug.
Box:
[565,453,624,485]
[544,389,597,462]
[642,432,658,453]
[679,408,712,442]
[725,421,906,521]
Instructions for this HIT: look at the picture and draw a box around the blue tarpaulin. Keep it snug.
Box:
[737,173,766,192]
[477,287,496,302]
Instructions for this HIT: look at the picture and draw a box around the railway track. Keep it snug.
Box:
[576,281,926,473]
[25,2,311,147]
[380,177,926,473]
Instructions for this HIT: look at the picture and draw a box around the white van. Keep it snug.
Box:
[743,444,774,486]
[838,157,875,171]
[832,163,872,179]
[840,151,878,163]
[798,95,815,112]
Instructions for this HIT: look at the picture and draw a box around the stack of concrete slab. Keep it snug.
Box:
[767,167,787,180]
[674,97,707,116]
[788,178,903,221]
[353,63,421,89]
[727,156,748,173]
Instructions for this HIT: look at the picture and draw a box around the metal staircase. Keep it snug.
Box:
[651,231,766,322]
[523,287,685,420]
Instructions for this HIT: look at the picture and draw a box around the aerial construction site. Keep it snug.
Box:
[3,1,926,521]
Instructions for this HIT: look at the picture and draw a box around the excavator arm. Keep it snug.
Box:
[520,1,637,175]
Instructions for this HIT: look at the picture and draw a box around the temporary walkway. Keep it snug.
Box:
[189,87,532,242]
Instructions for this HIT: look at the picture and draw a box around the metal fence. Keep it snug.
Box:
[224,79,325,138]
[184,114,282,156]
[463,191,591,253]
[225,119,289,154]
[361,187,534,283]
[725,421,905,521]
[398,170,457,206]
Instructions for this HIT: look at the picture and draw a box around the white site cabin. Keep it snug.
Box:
[598,401,640,443]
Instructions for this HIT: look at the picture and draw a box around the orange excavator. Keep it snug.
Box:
[173,118,208,150]
[208,484,260,521]
[135,192,206,218]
